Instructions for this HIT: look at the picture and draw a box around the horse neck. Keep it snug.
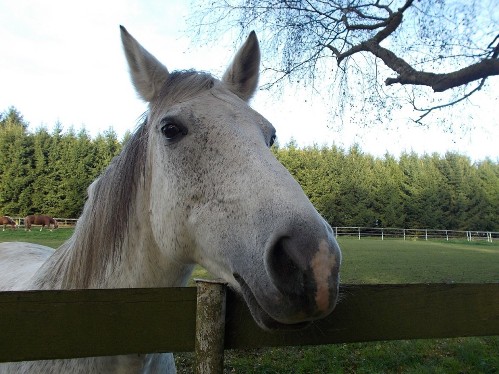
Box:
[32,182,192,290]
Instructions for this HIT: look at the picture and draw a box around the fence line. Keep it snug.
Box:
[334,227,499,242]
[1,282,498,367]
[8,217,77,228]
[4,219,498,242]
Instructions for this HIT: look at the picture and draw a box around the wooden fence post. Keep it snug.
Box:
[194,279,227,374]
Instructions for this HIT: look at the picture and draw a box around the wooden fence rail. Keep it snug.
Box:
[1,283,498,366]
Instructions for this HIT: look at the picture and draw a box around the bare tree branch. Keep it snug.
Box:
[385,58,499,92]
[191,0,499,126]
[489,34,499,58]
[411,78,487,123]
[328,0,499,92]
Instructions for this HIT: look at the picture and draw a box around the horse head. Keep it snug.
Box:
[120,27,342,330]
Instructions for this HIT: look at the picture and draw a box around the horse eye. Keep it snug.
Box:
[161,124,180,139]
[160,122,187,141]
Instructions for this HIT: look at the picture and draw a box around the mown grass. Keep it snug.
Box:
[1,231,498,372]
[0,227,73,248]
[338,237,499,284]
[208,337,498,374]
[184,237,499,373]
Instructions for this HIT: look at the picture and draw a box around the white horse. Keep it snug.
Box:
[0,26,341,373]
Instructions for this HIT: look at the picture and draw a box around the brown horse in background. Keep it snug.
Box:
[0,216,17,231]
[24,215,58,231]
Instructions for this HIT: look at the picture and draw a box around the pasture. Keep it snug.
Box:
[0,227,73,249]
[1,230,497,372]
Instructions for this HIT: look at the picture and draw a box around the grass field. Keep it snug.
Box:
[0,227,74,249]
[1,230,498,372]
[338,237,499,284]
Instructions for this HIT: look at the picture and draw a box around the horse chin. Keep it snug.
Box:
[233,273,311,331]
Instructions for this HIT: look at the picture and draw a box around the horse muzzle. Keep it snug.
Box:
[235,228,341,330]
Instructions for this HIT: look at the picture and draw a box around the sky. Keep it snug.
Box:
[1,0,498,162]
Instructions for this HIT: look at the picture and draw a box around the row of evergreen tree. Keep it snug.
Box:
[0,108,123,218]
[275,142,499,231]
[1,107,498,231]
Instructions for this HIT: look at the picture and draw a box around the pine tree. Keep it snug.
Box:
[0,108,34,215]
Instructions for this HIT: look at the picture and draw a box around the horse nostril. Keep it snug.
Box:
[262,233,340,324]
[267,236,310,296]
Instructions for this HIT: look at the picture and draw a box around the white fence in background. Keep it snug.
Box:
[334,227,498,243]
[5,218,498,243]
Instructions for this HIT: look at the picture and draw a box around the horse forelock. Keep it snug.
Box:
[154,70,216,108]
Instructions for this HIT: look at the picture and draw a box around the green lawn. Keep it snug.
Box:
[190,237,499,284]
[0,227,73,249]
[1,230,498,372]
[186,237,499,373]
[338,237,499,284]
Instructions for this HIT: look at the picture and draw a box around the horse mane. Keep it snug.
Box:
[50,70,216,288]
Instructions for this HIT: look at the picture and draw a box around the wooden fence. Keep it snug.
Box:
[9,217,78,228]
[1,282,498,372]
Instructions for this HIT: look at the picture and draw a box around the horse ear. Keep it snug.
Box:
[222,31,260,102]
[120,26,170,102]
